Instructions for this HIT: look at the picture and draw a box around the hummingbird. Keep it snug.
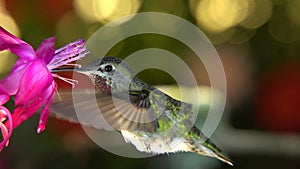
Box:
[50,56,233,166]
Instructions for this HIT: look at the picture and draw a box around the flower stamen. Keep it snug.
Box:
[0,108,13,151]
[52,74,78,88]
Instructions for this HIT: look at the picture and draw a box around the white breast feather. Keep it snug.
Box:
[121,130,191,154]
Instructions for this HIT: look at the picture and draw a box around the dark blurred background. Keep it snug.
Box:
[0,0,300,169]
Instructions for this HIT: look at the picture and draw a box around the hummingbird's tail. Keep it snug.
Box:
[186,126,233,166]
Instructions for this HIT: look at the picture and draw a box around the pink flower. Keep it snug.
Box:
[0,26,88,151]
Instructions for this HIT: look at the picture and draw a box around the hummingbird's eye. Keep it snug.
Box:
[98,63,115,73]
[104,65,113,73]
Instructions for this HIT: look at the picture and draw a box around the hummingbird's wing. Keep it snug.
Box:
[50,89,160,132]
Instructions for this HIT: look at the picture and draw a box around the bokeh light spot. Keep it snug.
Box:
[74,0,142,23]
[195,0,251,33]
[240,0,273,29]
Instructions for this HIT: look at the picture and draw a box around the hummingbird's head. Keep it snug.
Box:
[78,56,131,76]
[52,56,134,91]
[78,56,133,78]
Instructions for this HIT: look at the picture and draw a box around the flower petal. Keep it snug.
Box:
[15,60,53,105]
[0,59,30,95]
[37,82,56,133]
[12,82,55,129]
[11,99,43,128]
[48,39,89,70]
[0,26,36,61]
[0,86,9,105]
[36,37,55,64]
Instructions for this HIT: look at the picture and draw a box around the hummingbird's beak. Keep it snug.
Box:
[51,67,81,73]
[51,67,91,76]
